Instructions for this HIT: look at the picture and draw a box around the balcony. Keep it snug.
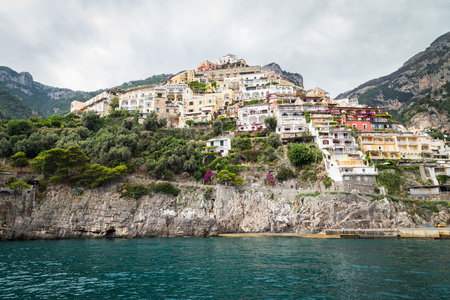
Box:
[370,155,383,159]
[408,141,419,145]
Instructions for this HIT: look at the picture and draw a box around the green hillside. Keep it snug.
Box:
[0,89,34,120]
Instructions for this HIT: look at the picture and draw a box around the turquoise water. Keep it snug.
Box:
[1,238,449,299]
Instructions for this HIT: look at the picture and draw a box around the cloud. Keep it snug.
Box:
[0,0,449,97]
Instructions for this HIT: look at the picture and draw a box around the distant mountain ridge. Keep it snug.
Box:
[262,63,304,87]
[336,31,450,113]
[0,66,98,118]
[0,66,172,118]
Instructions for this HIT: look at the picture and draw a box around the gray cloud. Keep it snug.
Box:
[0,0,449,97]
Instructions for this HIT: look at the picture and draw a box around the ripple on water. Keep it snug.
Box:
[0,238,449,299]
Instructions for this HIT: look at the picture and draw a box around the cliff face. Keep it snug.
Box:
[262,63,304,87]
[1,182,448,240]
[336,31,450,116]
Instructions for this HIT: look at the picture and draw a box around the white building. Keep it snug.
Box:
[70,91,115,117]
[237,103,270,132]
[205,137,232,156]
[119,86,155,117]
[273,104,308,136]
[164,83,192,104]
[216,54,239,66]
[335,97,360,107]
[242,85,295,102]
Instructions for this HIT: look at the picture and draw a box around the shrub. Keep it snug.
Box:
[217,170,243,186]
[203,170,214,182]
[276,166,296,181]
[11,152,29,171]
[266,173,277,186]
[9,181,30,189]
[153,182,181,197]
[118,183,151,200]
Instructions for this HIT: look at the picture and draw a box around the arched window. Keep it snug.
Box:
[282,113,288,117]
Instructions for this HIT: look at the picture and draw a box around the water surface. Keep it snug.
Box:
[1,238,449,299]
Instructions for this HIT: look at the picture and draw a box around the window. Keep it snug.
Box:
[166,109,169,113]
[189,101,193,105]
[209,100,212,103]
[157,93,163,97]
[363,124,367,130]
[353,124,357,129]
[344,176,350,181]
[188,109,193,112]
[174,110,177,113]
[156,108,159,112]
[210,142,214,146]
[220,141,224,146]
[199,101,202,104]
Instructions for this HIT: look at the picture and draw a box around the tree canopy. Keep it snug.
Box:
[287,143,322,166]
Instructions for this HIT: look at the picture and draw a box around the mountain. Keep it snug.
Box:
[0,66,99,117]
[0,66,172,118]
[262,63,304,87]
[0,89,35,120]
[336,31,450,114]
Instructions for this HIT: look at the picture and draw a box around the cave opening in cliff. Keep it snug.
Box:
[105,228,116,238]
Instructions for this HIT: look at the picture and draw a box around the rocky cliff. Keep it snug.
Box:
[336,31,450,116]
[1,181,448,240]
[262,63,304,87]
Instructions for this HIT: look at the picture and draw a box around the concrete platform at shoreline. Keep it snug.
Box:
[218,228,449,239]
[218,232,340,238]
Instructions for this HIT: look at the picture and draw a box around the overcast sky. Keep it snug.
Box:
[0,0,449,97]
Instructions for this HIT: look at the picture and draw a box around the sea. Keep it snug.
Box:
[1,237,449,299]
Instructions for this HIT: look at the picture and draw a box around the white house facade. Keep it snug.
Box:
[205,137,232,156]
[237,103,270,132]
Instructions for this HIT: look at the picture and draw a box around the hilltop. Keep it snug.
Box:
[336,31,450,124]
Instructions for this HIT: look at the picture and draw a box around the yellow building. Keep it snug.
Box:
[179,93,220,127]
[359,133,428,160]
[168,70,196,84]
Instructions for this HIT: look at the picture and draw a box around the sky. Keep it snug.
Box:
[0,0,449,98]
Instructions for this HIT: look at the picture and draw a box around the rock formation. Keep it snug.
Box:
[262,63,304,87]
[1,182,448,240]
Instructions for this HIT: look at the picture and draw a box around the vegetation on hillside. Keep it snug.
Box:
[394,96,450,127]
[115,74,172,90]
[0,89,34,120]
[357,85,414,107]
